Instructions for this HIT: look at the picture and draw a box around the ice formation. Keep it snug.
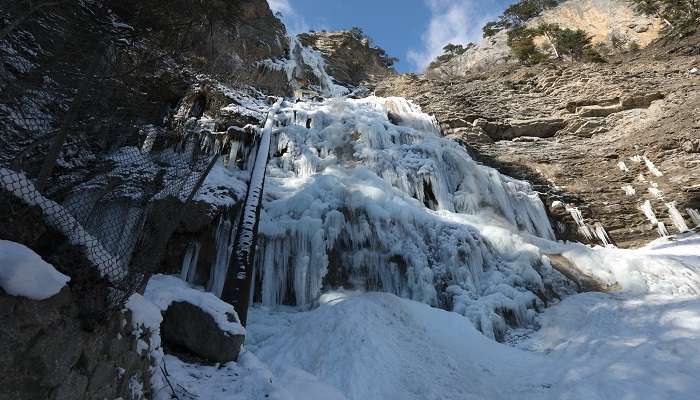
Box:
[565,205,594,241]
[250,96,565,338]
[593,223,614,247]
[657,221,670,237]
[665,202,689,233]
[688,208,700,227]
[258,37,349,98]
[640,200,671,237]
[640,200,659,225]
[622,184,636,196]
[643,156,663,177]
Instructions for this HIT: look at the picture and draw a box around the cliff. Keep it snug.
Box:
[378,32,700,247]
[297,29,396,87]
[429,0,662,76]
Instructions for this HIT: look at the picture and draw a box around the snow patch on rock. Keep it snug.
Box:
[145,274,245,336]
[0,240,70,300]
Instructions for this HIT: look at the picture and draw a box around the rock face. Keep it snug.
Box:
[429,0,662,76]
[297,30,396,87]
[378,33,700,248]
[0,186,159,400]
[0,287,153,400]
[111,0,291,94]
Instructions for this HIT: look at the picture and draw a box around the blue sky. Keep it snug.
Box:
[267,0,518,72]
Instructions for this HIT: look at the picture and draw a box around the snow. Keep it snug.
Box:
[194,162,249,207]
[144,274,245,336]
[162,351,346,400]
[125,292,163,336]
[0,240,70,300]
[161,236,699,400]
[240,231,700,400]
[124,293,166,399]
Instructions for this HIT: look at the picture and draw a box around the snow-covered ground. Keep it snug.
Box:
[160,234,700,400]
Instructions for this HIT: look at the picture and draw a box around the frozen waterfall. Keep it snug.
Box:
[252,96,567,339]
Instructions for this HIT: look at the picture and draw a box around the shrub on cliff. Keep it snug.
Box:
[482,0,560,37]
[427,43,471,70]
[507,28,547,63]
[554,27,593,60]
[629,0,700,36]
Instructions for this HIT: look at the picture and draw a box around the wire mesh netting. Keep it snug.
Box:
[0,1,218,314]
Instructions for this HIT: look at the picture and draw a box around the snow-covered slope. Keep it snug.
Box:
[240,235,700,400]
[253,95,568,339]
[164,234,699,400]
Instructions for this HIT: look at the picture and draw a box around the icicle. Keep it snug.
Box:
[640,200,659,225]
[687,208,700,227]
[208,215,235,297]
[593,223,614,247]
[180,241,201,283]
[566,205,594,240]
[657,221,670,237]
[643,156,663,177]
[665,202,689,233]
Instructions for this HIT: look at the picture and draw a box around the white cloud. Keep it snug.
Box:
[268,0,295,16]
[407,0,498,71]
[267,0,310,34]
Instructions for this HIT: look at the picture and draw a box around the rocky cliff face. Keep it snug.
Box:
[111,0,291,94]
[429,0,662,76]
[0,0,286,396]
[297,30,396,87]
[378,34,700,247]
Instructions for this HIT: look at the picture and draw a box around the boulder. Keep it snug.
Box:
[577,104,623,117]
[482,118,565,140]
[449,126,493,144]
[145,274,245,363]
[620,92,663,109]
[682,139,700,153]
[160,301,244,363]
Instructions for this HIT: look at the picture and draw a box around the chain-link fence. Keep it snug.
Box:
[0,1,218,316]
